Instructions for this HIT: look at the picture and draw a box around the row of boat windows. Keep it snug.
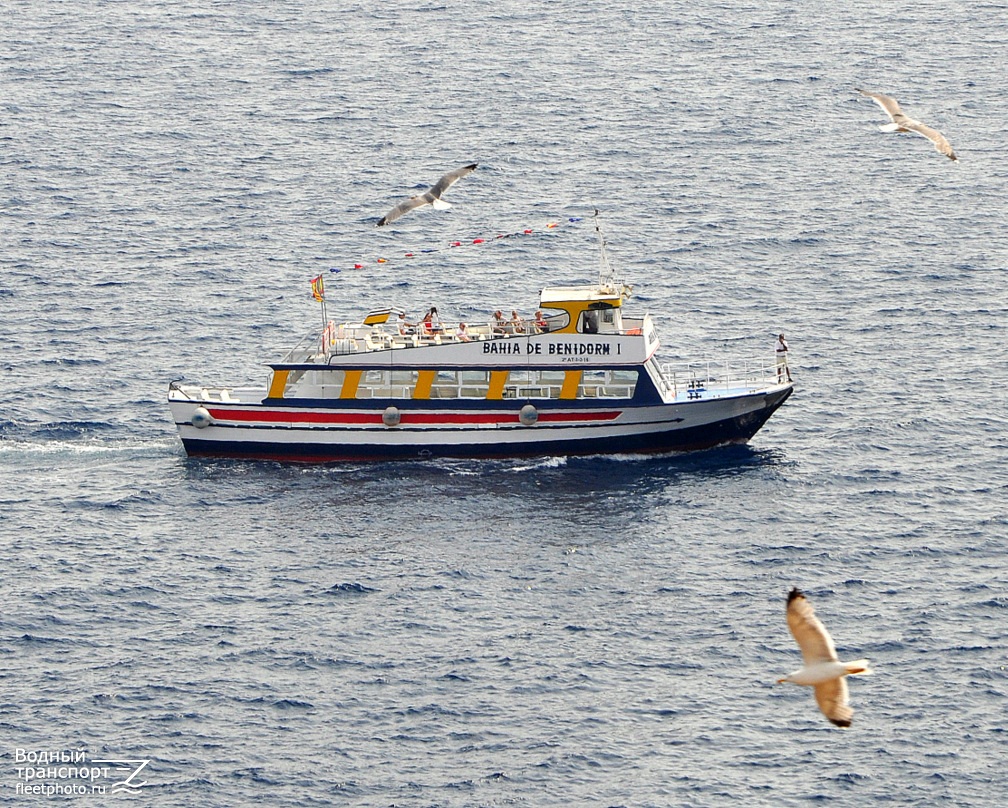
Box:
[283,368,639,400]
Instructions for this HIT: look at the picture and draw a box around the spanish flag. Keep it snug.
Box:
[310,274,324,302]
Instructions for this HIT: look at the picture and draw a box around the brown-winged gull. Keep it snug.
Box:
[856,88,958,161]
[777,587,871,727]
[376,163,478,227]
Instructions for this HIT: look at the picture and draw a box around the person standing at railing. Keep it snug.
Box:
[776,333,792,383]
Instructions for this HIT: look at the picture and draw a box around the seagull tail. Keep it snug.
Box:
[844,659,871,676]
[431,199,452,211]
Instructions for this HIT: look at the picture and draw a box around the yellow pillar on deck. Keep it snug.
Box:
[267,370,290,399]
[413,370,435,400]
[560,370,583,400]
[487,370,509,400]
[340,370,363,399]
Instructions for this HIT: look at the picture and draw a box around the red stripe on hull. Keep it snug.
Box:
[205,407,622,426]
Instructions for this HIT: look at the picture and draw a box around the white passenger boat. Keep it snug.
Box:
[168,256,793,462]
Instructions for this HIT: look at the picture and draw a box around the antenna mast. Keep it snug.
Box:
[592,207,632,300]
[594,208,613,286]
[594,207,617,287]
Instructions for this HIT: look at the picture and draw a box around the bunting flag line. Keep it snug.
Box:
[325,216,584,274]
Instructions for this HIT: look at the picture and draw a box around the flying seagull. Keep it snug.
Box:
[376,163,478,227]
[777,587,871,727]
[856,88,958,161]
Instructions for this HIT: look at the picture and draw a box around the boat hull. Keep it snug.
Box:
[170,387,793,463]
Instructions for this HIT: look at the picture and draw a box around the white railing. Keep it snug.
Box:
[280,331,324,364]
[168,384,265,403]
[659,356,785,400]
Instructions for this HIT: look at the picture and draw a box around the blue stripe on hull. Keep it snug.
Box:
[180,388,792,463]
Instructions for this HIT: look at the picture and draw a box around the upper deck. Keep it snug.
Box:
[277,280,656,370]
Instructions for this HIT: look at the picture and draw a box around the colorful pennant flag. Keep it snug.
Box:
[310,274,325,302]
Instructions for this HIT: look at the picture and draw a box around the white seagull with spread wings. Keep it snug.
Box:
[777,587,871,727]
[856,89,958,161]
[377,163,478,227]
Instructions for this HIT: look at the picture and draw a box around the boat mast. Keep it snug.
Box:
[594,207,614,288]
[592,208,632,301]
[311,273,329,356]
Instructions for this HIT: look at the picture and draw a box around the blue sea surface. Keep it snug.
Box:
[2,1,1007,805]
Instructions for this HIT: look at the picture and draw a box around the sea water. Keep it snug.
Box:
[2,1,1007,805]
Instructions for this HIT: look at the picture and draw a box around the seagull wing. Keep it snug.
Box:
[377,194,431,227]
[857,88,903,123]
[428,162,478,200]
[903,121,958,160]
[814,677,853,727]
[786,588,839,665]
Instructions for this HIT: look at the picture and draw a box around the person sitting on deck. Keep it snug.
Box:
[510,310,525,333]
[534,310,548,332]
[397,312,415,336]
[456,322,472,342]
[492,310,507,334]
[422,307,443,335]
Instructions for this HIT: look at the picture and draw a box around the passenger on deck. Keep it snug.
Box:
[456,322,472,342]
[510,310,525,333]
[422,307,443,335]
[397,312,415,335]
[534,310,548,332]
[776,333,792,383]
[493,310,507,334]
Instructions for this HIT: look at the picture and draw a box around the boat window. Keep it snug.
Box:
[430,370,460,399]
[597,308,621,333]
[579,310,599,334]
[492,368,638,400]
[361,369,418,399]
[537,308,569,333]
[450,369,487,398]
[600,369,638,398]
[308,369,346,398]
[502,370,528,399]
[275,368,354,399]
[343,367,639,401]
[573,368,637,398]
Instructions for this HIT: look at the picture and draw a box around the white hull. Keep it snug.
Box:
[169,386,793,462]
